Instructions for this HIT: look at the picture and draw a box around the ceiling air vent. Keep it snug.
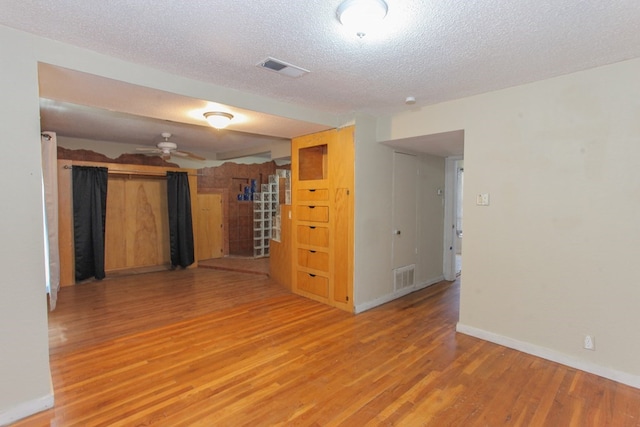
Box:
[257,57,310,78]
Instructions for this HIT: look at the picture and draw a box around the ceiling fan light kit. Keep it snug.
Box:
[337,0,388,38]
[203,111,233,129]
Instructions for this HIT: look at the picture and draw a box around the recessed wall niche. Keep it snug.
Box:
[298,144,327,181]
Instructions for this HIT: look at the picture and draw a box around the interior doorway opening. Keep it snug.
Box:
[455,161,463,276]
[444,156,464,281]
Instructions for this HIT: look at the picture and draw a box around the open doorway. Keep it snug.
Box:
[455,160,463,276]
[444,155,464,281]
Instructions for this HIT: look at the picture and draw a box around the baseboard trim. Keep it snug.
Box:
[456,323,640,390]
[355,275,445,314]
[0,393,54,426]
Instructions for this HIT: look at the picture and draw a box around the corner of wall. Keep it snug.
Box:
[0,393,54,426]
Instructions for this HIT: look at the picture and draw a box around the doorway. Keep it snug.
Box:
[454,161,463,276]
[196,193,224,260]
[444,156,464,280]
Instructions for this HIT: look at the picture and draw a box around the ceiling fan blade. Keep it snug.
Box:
[175,150,205,161]
[136,147,161,153]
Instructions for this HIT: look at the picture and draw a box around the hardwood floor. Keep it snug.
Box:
[14,268,640,426]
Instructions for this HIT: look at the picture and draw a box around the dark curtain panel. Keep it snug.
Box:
[72,166,108,281]
[167,171,195,268]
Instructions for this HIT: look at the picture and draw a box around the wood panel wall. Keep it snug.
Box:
[197,162,290,257]
[58,160,197,286]
[269,205,292,290]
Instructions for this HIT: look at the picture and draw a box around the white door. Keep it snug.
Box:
[392,152,417,269]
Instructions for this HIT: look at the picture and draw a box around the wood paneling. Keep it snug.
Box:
[105,176,170,271]
[57,160,197,285]
[104,177,127,270]
[269,205,293,290]
[333,187,350,304]
[14,271,640,426]
[196,193,223,260]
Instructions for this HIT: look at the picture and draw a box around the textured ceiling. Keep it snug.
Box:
[2,1,640,157]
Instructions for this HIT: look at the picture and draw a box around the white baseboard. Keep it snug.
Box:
[456,323,640,390]
[355,275,444,314]
[0,393,54,426]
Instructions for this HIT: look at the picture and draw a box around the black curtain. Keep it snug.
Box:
[167,171,195,268]
[72,166,108,281]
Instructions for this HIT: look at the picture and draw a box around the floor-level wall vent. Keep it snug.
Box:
[394,264,415,291]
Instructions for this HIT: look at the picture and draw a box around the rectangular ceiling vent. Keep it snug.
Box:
[257,57,310,78]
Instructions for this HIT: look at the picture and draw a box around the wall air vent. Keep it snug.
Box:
[257,57,310,78]
[393,264,415,291]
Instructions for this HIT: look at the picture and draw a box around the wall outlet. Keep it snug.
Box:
[583,335,595,350]
[476,193,490,206]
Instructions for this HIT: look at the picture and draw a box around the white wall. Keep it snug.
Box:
[388,58,640,386]
[353,115,446,312]
[0,27,53,424]
[416,155,445,283]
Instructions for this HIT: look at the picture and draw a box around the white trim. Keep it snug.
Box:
[355,275,444,313]
[456,323,640,390]
[0,393,54,426]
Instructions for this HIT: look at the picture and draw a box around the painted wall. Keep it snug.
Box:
[387,57,640,386]
[0,27,53,424]
[0,23,332,422]
[416,155,445,283]
[353,115,445,312]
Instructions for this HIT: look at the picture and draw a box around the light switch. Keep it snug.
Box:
[476,193,490,206]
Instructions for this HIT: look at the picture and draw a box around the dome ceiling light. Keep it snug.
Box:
[203,111,233,129]
[336,0,388,38]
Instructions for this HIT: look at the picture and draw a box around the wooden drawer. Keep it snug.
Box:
[297,248,329,272]
[296,205,329,222]
[296,271,329,298]
[297,188,329,202]
[297,225,329,248]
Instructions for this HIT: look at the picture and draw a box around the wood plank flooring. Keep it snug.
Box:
[13,268,640,426]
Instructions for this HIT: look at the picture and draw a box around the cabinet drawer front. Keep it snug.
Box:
[296,205,329,222]
[297,248,329,272]
[297,188,329,202]
[297,225,329,248]
[296,271,329,298]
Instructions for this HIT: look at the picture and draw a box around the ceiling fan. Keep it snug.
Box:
[136,132,205,160]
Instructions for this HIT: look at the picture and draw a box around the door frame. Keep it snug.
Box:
[444,155,463,280]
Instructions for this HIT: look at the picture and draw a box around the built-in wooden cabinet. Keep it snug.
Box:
[291,126,354,312]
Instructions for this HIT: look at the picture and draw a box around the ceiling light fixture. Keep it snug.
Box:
[337,0,388,38]
[203,111,233,129]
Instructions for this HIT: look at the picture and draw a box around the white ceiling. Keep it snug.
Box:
[2,1,640,158]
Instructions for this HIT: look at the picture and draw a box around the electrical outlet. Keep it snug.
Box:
[476,193,490,206]
[583,335,595,350]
